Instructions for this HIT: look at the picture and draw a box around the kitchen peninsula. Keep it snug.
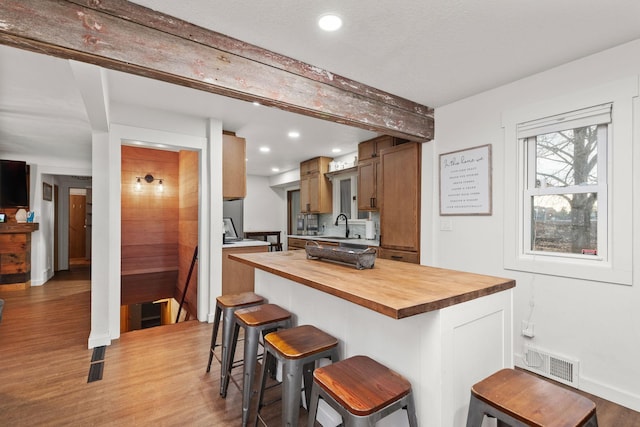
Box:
[229,250,515,426]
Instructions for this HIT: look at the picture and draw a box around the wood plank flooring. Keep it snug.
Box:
[0,266,638,426]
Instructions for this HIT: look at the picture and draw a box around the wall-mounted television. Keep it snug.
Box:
[0,160,30,209]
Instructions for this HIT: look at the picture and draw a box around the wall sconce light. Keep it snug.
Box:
[135,174,164,192]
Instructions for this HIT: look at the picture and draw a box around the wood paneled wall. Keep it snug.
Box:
[121,146,179,306]
[176,150,199,319]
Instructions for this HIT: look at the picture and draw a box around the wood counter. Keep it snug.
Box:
[229,250,515,319]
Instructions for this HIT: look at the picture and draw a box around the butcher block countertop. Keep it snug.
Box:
[229,250,515,319]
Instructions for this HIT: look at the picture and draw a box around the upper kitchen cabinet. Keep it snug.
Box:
[379,142,421,263]
[300,156,333,213]
[357,135,408,211]
[223,133,246,200]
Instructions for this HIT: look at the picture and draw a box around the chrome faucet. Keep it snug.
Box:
[334,213,350,239]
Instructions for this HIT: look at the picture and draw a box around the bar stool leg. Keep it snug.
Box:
[206,305,222,373]
[219,306,238,395]
[306,383,321,427]
[405,392,419,427]
[282,359,305,427]
[221,322,241,398]
[241,326,261,427]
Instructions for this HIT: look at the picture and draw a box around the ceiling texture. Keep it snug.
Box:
[2,0,640,176]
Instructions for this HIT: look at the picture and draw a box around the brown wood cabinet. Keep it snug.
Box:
[223,133,246,200]
[299,157,332,213]
[357,136,406,211]
[288,237,348,251]
[222,245,269,294]
[287,237,307,250]
[0,223,39,290]
[379,142,421,262]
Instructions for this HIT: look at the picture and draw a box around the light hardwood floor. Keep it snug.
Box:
[0,266,638,426]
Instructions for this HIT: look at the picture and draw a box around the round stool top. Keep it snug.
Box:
[234,303,291,327]
[471,368,596,426]
[264,325,338,359]
[313,355,412,416]
[216,292,264,308]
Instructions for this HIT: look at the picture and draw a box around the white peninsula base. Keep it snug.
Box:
[255,269,513,427]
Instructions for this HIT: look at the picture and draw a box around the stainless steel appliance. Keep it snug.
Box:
[296,213,319,235]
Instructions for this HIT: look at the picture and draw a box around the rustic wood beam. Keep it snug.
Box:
[0,0,434,141]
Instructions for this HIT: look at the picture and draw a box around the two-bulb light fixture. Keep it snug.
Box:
[135,174,164,192]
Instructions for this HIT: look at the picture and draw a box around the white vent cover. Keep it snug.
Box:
[523,345,580,388]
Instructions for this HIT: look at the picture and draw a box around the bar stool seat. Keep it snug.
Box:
[255,325,339,426]
[227,303,292,427]
[206,292,265,396]
[466,368,598,427]
[307,355,418,427]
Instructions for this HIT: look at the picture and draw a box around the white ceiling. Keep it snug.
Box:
[2,0,640,176]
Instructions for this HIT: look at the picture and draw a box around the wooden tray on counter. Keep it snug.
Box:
[305,241,377,270]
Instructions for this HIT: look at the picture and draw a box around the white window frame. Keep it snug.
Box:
[331,171,365,223]
[521,105,609,261]
[502,77,636,285]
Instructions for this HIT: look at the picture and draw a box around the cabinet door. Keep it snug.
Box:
[358,159,376,210]
[223,134,246,199]
[379,142,420,252]
[358,138,377,161]
[308,174,324,212]
[300,176,311,212]
[374,136,394,156]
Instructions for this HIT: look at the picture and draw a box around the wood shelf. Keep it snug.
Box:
[0,223,39,233]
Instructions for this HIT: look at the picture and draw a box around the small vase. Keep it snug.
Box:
[15,209,27,223]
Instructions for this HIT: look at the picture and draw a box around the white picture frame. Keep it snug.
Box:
[439,144,492,216]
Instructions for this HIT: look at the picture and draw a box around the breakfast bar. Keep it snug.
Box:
[230,250,515,426]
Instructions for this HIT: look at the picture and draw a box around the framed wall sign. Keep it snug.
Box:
[43,182,52,201]
[439,144,492,216]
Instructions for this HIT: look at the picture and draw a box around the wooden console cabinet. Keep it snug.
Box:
[0,223,39,290]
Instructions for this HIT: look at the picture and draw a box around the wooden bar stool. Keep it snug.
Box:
[466,368,598,427]
[307,355,418,427]
[226,304,292,427]
[206,292,265,397]
[255,325,339,427]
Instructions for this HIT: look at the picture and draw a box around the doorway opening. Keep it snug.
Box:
[69,187,91,267]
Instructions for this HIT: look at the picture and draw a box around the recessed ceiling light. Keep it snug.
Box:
[318,13,342,32]
[259,146,270,153]
[271,167,280,172]
[252,101,261,106]
[288,131,300,138]
[332,148,342,153]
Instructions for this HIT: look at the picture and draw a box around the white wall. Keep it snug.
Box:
[428,39,640,410]
[244,174,287,235]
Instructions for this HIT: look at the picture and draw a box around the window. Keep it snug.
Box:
[502,77,635,285]
[332,173,358,219]
[521,104,609,258]
[332,172,367,221]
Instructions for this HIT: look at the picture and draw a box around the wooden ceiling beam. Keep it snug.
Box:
[0,0,434,141]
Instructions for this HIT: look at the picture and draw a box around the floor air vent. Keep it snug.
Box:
[523,345,579,388]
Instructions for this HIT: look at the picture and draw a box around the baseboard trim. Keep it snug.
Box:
[88,332,112,349]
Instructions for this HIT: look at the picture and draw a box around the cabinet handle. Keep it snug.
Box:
[306,203,310,212]
[370,198,376,208]
[391,255,403,260]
